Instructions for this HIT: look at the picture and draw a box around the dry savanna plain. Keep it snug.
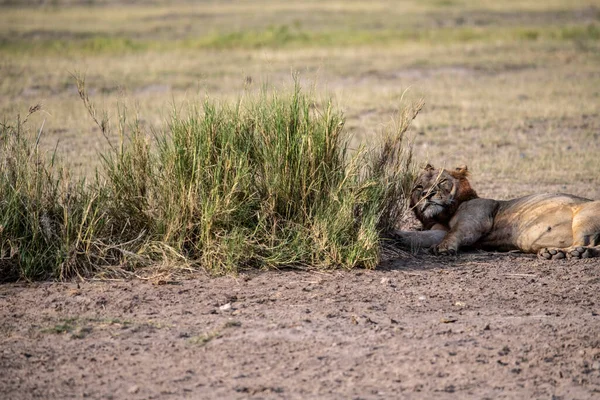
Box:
[1,0,600,399]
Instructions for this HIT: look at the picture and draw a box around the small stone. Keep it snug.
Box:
[498,346,510,356]
[219,303,232,311]
[443,385,455,393]
[441,317,458,323]
[128,385,139,394]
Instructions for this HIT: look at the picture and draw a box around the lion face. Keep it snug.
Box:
[411,167,459,218]
[410,164,477,226]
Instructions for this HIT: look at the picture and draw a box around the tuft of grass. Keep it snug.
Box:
[43,318,77,334]
[0,99,148,281]
[1,79,420,280]
[95,80,419,273]
[0,106,117,281]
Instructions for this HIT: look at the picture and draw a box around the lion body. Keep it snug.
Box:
[396,165,600,259]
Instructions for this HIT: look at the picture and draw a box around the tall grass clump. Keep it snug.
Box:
[0,106,116,281]
[94,81,421,274]
[2,80,420,280]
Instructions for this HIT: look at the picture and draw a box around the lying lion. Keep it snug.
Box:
[394,164,600,259]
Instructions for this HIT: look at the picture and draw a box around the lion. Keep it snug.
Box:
[394,164,600,259]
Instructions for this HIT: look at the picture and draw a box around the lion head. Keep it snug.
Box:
[410,164,478,229]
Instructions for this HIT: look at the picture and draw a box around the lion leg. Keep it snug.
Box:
[570,201,600,259]
[572,201,600,244]
[391,229,446,251]
[539,201,600,260]
[431,199,496,255]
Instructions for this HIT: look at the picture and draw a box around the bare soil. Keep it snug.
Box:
[2,250,600,399]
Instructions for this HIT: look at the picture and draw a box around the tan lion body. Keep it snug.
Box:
[396,165,600,259]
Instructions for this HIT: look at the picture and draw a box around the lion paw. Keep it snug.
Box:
[430,245,456,256]
[568,246,597,259]
[538,248,567,260]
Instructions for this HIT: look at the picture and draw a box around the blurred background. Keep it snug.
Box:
[1,0,599,198]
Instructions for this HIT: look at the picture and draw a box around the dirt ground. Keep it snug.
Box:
[2,249,600,399]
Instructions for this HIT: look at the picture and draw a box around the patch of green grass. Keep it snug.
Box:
[194,24,313,49]
[188,330,222,346]
[41,317,93,339]
[2,23,598,56]
[518,29,540,41]
[0,36,149,55]
[557,24,600,41]
[188,320,242,346]
[43,318,78,334]
[433,0,458,6]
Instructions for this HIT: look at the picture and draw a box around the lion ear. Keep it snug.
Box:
[424,163,434,171]
[454,164,469,177]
